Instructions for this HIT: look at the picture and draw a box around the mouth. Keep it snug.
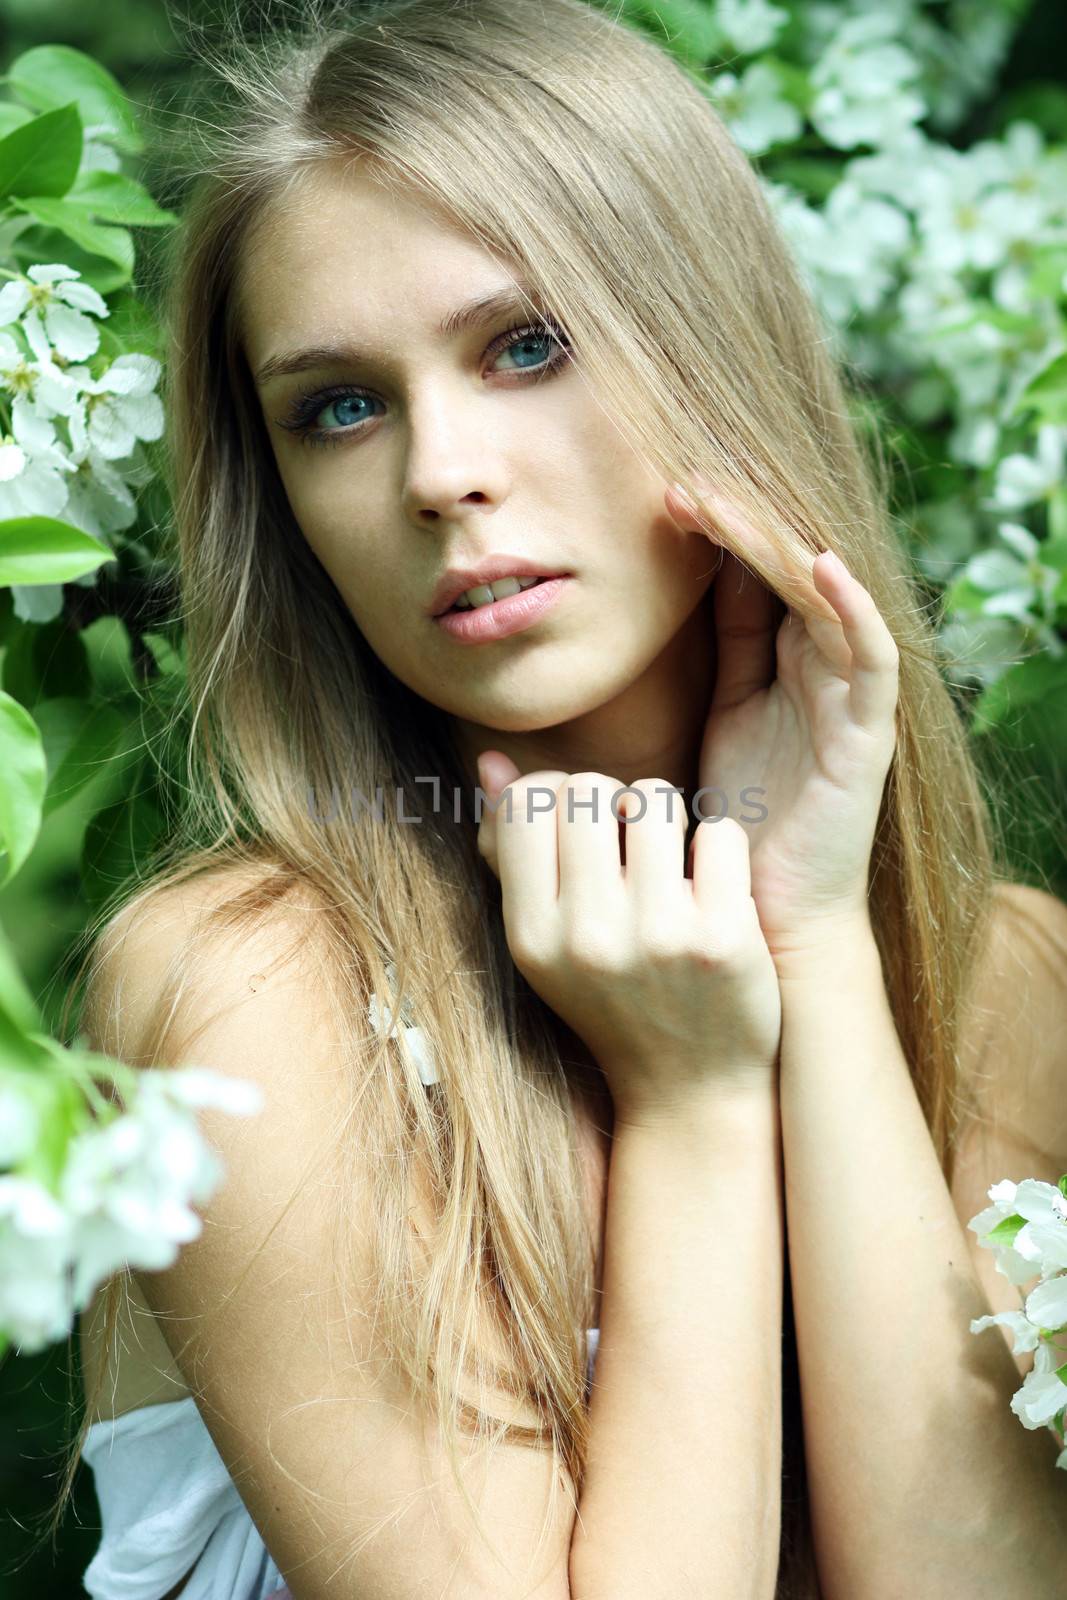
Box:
[434,574,573,642]
[440,574,561,615]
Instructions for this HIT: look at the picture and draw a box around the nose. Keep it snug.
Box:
[401,388,509,523]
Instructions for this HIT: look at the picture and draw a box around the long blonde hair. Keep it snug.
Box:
[47,2,1037,1593]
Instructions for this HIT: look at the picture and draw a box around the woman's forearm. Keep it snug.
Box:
[775,927,1067,1600]
[569,1081,784,1600]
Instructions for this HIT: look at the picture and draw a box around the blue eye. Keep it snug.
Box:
[276,317,572,449]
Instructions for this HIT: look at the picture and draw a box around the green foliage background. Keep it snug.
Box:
[0,0,1064,1593]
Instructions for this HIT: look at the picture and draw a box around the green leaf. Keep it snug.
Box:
[1056,1361,1067,1388]
[1036,529,1067,573]
[0,105,33,139]
[0,929,41,1035]
[970,650,1067,736]
[16,1070,83,1189]
[81,783,165,912]
[0,1003,53,1072]
[7,46,143,155]
[619,0,720,63]
[941,573,993,615]
[0,689,47,888]
[33,696,126,817]
[10,222,130,297]
[762,155,842,202]
[1011,351,1067,428]
[991,84,1067,144]
[2,613,91,707]
[0,103,82,202]
[1049,493,1067,545]
[984,1213,1027,1246]
[141,631,185,678]
[67,170,177,228]
[81,614,135,700]
[10,196,133,278]
[0,517,116,587]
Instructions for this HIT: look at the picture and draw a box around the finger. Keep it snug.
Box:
[495,769,571,939]
[616,779,688,911]
[811,551,900,733]
[555,773,625,920]
[710,548,783,714]
[690,814,754,921]
[476,750,522,879]
[665,484,791,711]
[666,480,809,594]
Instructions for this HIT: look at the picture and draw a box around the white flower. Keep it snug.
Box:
[970,1306,1043,1355]
[988,425,1067,511]
[1009,1339,1067,1432]
[0,397,79,622]
[1012,1181,1067,1276]
[966,1177,1037,1283]
[934,613,1031,690]
[896,268,975,339]
[969,120,1067,212]
[0,1065,263,1352]
[913,155,1047,276]
[968,1178,1067,1284]
[0,329,82,421]
[0,393,73,507]
[0,265,108,362]
[845,127,936,209]
[61,454,138,540]
[809,13,925,150]
[812,182,910,315]
[1025,1274,1067,1335]
[946,411,1000,470]
[0,1177,75,1352]
[57,1066,264,1306]
[69,353,164,461]
[0,1079,40,1167]
[707,62,802,155]
[962,522,1062,638]
[715,0,789,58]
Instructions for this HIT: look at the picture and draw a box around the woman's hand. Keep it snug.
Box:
[475,764,782,1126]
[665,483,900,972]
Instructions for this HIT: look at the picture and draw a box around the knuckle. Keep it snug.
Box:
[634,922,690,964]
[560,915,624,975]
[505,917,555,972]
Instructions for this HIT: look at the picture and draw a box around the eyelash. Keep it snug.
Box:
[277,316,573,449]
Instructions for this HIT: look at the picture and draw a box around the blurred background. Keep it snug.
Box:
[1,0,1065,1593]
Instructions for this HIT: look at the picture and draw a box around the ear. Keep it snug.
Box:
[664,479,720,536]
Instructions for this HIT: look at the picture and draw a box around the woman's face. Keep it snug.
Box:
[240,162,718,776]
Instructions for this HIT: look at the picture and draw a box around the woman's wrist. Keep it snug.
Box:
[610,1072,780,1140]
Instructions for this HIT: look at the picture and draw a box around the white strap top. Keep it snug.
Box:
[82,974,599,1597]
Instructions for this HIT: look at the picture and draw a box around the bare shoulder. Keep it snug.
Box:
[78,860,346,1422]
[81,860,334,1066]
[77,861,577,1598]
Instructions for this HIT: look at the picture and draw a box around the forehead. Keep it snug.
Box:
[237,163,520,364]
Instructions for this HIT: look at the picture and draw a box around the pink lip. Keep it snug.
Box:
[434,576,571,642]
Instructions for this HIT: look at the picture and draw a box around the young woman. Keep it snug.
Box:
[53,2,1067,1598]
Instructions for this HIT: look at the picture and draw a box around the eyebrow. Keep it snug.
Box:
[252,284,541,386]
